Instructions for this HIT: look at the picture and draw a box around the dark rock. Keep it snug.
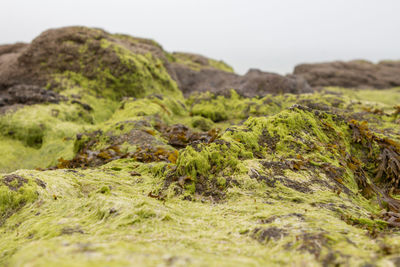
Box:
[35,178,47,189]
[294,60,400,89]
[2,174,28,191]
[2,84,65,106]
[251,227,288,243]
[170,64,312,97]
[159,123,214,148]
[71,100,93,111]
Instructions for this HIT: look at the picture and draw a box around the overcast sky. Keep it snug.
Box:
[1,0,400,74]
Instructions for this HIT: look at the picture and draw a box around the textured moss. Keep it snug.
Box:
[207,58,235,73]
[191,116,214,131]
[96,39,181,99]
[0,102,93,171]
[0,162,397,266]
[188,90,294,123]
[171,52,234,73]
[2,28,400,266]
[0,30,188,172]
[0,174,39,225]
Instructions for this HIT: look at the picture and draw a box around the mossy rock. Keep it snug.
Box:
[1,26,400,266]
[170,52,234,73]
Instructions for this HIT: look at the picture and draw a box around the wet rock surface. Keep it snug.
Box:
[294,60,400,89]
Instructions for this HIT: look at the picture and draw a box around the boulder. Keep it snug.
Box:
[0,26,180,101]
[0,26,312,101]
[170,64,312,97]
[294,59,400,88]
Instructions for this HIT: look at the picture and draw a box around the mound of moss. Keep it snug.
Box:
[1,26,400,266]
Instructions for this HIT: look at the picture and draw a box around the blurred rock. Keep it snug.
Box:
[294,60,400,89]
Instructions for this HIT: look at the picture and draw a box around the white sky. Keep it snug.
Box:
[1,0,400,74]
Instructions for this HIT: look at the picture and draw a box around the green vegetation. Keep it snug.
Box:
[2,85,400,266]
[171,52,234,73]
[1,27,400,266]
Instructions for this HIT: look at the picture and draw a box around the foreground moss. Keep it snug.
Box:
[1,86,400,266]
[0,162,398,266]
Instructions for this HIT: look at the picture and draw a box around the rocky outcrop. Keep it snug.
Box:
[0,26,181,103]
[0,26,312,103]
[167,52,312,97]
[171,65,312,97]
[294,59,400,89]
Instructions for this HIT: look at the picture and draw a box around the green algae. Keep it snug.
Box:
[190,116,214,131]
[208,58,235,73]
[96,39,181,99]
[0,104,88,172]
[0,174,39,225]
[187,90,302,124]
[2,27,400,266]
[325,87,400,110]
[0,28,188,172]
[0,165,398,267]
[170,52,234,73]
[40,28,182,100]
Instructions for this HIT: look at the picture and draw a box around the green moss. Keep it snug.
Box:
[0,175,39,225]
[184,181,196,195]
[111,33,164,51]
[98,39,180,98]
[98,186,111,194]
[2,27,400,265]
[348,217,388,230]
[187,90,294,124]
[191,100,228,122]
[325,87,400,111]
[0,166,393,266]
[208,58,234,73]
[171,52,234,73]
[0,38,187,172]
[191,116,214,131]
[0,103,93,172]
[216,176,227,187]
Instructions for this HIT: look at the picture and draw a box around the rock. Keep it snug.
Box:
[294,59,400,89]
[0,26,180,99]
[0,84,65,107]
[167,52,311,97]
[232,69,312,97]
[0,26,312,101]
[170,64,312,97]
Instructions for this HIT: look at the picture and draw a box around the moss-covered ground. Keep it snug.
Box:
[1,27,400,266]
[1,85,400,266]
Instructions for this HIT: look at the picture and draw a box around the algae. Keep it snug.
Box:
[2,85,400,266]
[171,52,234,73]
[1,27,400,266]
